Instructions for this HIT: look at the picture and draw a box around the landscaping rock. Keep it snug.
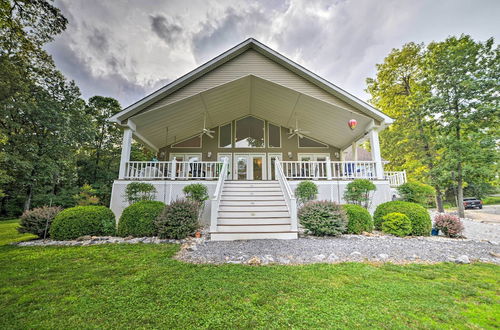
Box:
[247,256,261,265]
[312,254,326,262]
[378,253,389,260]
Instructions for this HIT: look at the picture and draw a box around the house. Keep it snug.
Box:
[108,38,405,240]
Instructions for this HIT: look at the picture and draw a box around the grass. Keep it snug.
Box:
[0,219,36,246]
[1,221,499,328]
[483,196,500,205]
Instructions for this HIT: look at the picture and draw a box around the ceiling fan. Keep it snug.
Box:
[288,118,310,139]
[199,113,215,138]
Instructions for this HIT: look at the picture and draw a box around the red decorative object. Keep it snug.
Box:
[348,119,357,130]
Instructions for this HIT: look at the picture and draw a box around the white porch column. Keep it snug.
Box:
[352,141,358,161]
[118,128,133,179]
[368,128,384,179]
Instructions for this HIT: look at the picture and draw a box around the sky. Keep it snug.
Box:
[45,0,500,109]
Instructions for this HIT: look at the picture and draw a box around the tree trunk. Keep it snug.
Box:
[23,184,33,211]
[456,162,465,218]
[435,187,444,212]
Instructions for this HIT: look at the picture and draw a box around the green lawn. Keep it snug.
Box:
[0,221,499,329]
[0,219,36,246]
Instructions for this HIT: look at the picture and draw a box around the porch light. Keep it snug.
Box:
[207,152,212,158]
[287,152,293,159]
[348,119,357,130]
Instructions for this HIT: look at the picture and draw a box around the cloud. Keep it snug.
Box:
[150,14,183,45]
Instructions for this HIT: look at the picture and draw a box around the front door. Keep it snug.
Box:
[233,153,266,180]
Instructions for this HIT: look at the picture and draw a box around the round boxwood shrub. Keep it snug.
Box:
[381,212,412,237]
[155,199,199,239]
[295,181,318,205]
[298,201,347,236]
[397,181,435,206]
[18,206,63,238]
[117,201,165,237]
[373,201,431,236]
[50,206,116,240]
[342,204,373,234]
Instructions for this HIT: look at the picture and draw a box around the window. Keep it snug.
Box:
[298,136,328,148]
[268,123,281,148]
[219,123,232,148]
[171,135,201,148]
[235,116,264,148]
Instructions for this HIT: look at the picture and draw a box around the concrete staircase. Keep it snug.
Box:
[210,181,298,241]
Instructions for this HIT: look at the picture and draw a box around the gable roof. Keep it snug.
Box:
[109,38,393,125]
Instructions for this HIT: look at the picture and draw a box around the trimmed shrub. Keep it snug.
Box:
[381,212,412,237]
[295,181,318,205]
[342,204,373,234]
[374,201,431,236]
[117,201,165,237]
[155,199,199,239]
[183,184,209,204]
[50,206,116,240]
[433,214,464,238]
[124,182,157,204]
[397,182,435,206]
[343,179,377,208]
[18,206,63,238]
[298,201,347,236]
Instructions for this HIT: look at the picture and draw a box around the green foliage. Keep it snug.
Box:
[342,204,373,234]
[183,184,209,204]
[117,201,165,237]
[155,199,199,239]
[124,182,157,205]
[343,179,377,208]
[73,184,100,206]
[49,206,115,240]
[374,201,431,236]
[18,206,62,238]
[298,201,347,236]
[482,196,500,205]
[381,212,412,237]
[397,181,435,206]
[0,219,36,245]
[295,181,318,205]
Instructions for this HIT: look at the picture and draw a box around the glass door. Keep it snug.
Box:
[267,153,282,180]
[233,153,266,180]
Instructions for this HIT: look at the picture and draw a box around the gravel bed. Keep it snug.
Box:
[176,235,500,265]
[15,235,191,246]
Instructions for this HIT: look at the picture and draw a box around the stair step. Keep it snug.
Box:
[219,206,288,212]
[217,224,292,232]
[227,181,278,184]
[224,183,280,188]
[220,200,286,206]
[210,231,298,241]
[223,187,282,192]
[218,218,291,225]
[222,191,283,196]
[221,195,285,201]
[218,211,290,218]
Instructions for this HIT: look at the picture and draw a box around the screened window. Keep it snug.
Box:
[298,136,328,148]
[219,123,232,148]
[235,116,264,148]
[268,123,281,148]
[171,135,201,148]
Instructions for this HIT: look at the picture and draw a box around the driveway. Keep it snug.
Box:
[465,205,500,224]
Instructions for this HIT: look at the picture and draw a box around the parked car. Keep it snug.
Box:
[463,197,483,209]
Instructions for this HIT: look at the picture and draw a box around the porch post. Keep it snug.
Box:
[118,128,133,179]
[368,128,384,179]
[352,141,358,161]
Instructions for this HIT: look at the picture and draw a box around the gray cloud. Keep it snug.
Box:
[150,14,183,45]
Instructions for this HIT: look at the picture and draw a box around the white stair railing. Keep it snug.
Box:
[210,158,229,232]
[124,160,223,180]
[275,159,298,232]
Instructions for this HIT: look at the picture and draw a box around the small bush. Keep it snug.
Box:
[117,201,165,237]
[50,206,116,240]
[397,182,435,206]
[342,204,373,234]
[343,179,377,208]
[381,212,412,237]
[433,214,464,238]
[298,201,347,236]
[18,206,63,238]
[373,201,431,236]
[295,181,318,205]
[183,184,209,204]
[155,199,199,239]
[124,182,157,205]
[73,184,100,206]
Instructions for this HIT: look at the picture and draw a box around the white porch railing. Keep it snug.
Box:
[385,170,407,187]
[210,158,229,232]
[275,159,298,232]
[281,160,380,180]
[124,160,224,180]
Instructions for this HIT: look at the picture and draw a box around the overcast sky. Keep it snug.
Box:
[46,0,500,108]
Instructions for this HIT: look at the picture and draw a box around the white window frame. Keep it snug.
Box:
[297,135,329,149]
[267,122,282,148]
[171,135,202,149]
[218,122,233,148]
[234,116,265,149]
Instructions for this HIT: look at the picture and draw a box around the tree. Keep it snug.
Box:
[424,35,499,217]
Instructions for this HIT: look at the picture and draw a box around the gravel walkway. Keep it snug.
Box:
[176,235,500,265]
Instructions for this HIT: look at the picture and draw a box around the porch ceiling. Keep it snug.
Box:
[130,75,374,149]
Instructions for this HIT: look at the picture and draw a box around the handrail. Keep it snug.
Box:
[124,160,223,180]
[275,159,298,232]
[210,158,229,232]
